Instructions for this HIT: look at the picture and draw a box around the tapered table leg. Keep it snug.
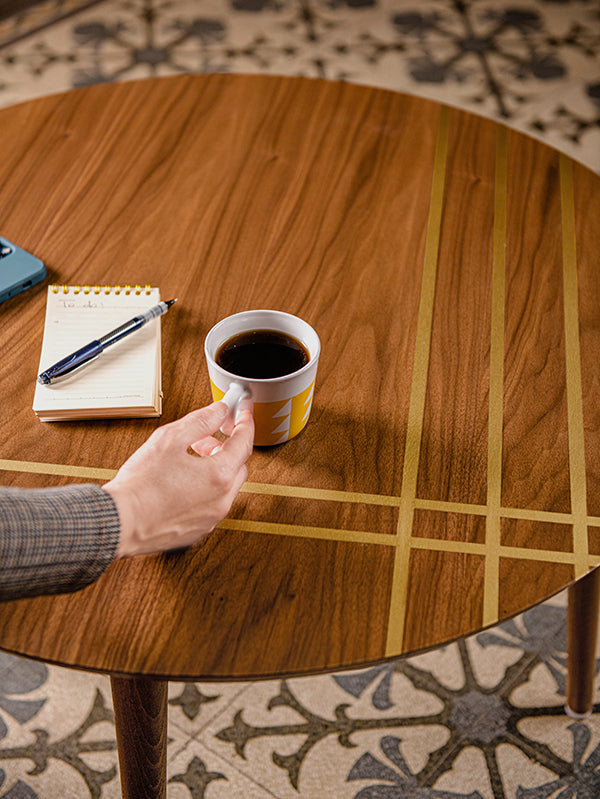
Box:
[566,567,600,718]
[110,676,168,799]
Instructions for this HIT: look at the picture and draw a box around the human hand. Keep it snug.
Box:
[104,401,254,558]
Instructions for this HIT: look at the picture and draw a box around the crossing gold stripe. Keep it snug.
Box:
[216,518,393,546]
[1,456,595,568]
[412,536,597,566]
[410,538,487,556]
[413,498,574,526]
[243,489,570,521]
[386,105,450,656]
[410,499,576,526]
[560,153,589,579]
[0,461,402,506]
[220,520,600,569]
[483,125,508,625]
[0,456,590,550]
[0,459,117,480]
[500,506,573,525]
[414,498,487,516]
[0,458,585,526]
[500,544,581,565]
[241,481,402,507]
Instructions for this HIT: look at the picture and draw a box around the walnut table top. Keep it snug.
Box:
[0,74,598,681]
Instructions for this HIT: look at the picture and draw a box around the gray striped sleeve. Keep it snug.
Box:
[0,484,120,601]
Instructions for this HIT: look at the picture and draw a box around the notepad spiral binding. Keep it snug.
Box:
[50,284,153,295]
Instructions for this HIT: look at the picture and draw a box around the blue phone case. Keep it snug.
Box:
[0,236,46,304]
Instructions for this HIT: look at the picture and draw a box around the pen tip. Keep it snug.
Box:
[166,298,177,308]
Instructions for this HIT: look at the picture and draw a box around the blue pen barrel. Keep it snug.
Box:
[38,340,103,384]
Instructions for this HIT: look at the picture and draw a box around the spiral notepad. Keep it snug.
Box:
[33,285,162,421]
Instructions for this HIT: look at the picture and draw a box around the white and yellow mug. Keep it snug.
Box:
[204,310,320,446]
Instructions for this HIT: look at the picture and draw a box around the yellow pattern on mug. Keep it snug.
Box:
[210,378,315,446]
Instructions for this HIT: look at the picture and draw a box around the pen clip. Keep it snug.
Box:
[38,353,102,385]
[38,339,104,385]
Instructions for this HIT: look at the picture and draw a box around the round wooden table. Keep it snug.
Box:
[0,74,598,798]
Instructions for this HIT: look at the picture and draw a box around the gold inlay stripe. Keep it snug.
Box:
[500,545,582,565]
[1,458,594,527]
[0,459,117,481]
[386,105,450,656]
[560,153,589,580]
[221,520,599,568]
[415,498,487,516]
[216,518,390,546]
[242,481,401,507]
[412,537,596,565]
[500,506,575,525]
[2,457,599,569]
[483,125,508,625]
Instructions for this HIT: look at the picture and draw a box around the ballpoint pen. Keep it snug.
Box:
[37,298,177,385]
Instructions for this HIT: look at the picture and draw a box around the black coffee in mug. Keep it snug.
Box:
[216,329,310,379]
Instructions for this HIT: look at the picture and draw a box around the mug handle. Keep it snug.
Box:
[221,381,251,422]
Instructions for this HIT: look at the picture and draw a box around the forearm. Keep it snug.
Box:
[0,484,120,601]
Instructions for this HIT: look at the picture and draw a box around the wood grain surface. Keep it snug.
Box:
[0,74,598,679]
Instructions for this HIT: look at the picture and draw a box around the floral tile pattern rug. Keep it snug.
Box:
[0,0,598,171]
[0,1,600,797]
[0,591,599,797]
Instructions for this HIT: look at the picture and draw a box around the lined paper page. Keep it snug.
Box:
[33,287,161,420]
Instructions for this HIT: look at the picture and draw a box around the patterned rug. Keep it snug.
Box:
[0,1,599,797]
[1,591,599,798]
[0,0,598,171]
